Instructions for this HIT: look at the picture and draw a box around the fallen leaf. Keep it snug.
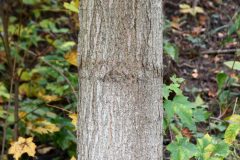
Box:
[225,42,237,48]
[192,69,199,78]
[199,15,207,26]
[214,56,220,63]
[192,26,203,36]
[171,16,181,30]
[208,90,217,97]
[8,137,36,160]
[181,128,192,138]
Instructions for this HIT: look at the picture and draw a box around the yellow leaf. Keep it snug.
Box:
[69,113,77,128]
[18,111,27,119]
[31,119,60,134]
[38,92,61,103]
[204,144,215,159]
[225,114,240,123]
[64,50,78,67]
[70,156,76,160]
[179,4,191,10]
[8,137,36,160]
[179,4,204,16]
[19,83,45,98]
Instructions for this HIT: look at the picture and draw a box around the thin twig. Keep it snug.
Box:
[201,48,240,54]
[0,2,14,159]
[217,53,237,118]
[233,97,238,114]
[8,104,74,126]
[10,107,40,125]
[0,68,14,160]
[13,77,19,140]
[46,104,73,114]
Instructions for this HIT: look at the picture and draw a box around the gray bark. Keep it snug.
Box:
[77,0,163,159]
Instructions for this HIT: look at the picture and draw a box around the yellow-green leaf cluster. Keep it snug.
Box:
[179,4,204,16]
[224,114,240,144]
[28,118,60,134]
[63,0,79,13]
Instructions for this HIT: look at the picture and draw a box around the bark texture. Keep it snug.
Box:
[78,0,163,159]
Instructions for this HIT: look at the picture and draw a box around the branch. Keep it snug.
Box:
[201,48,240,54]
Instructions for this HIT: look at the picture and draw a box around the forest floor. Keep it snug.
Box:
[163,0,240,159]
[164,0,240,115]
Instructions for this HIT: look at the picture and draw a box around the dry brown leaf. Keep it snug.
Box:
[199,15,207,26]
[171,16,181,30]
[192,26,203,35]
[192,69,199,78]
[181,128,192,138]
[208,90,217,97]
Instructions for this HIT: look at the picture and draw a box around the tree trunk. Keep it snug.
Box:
[77,0,163,159]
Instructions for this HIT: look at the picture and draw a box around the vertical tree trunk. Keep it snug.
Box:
[78,0,163,159]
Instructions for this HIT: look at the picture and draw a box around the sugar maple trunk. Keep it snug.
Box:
[77,0,163,159]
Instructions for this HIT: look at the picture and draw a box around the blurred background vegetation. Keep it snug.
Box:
[0,0,79,159]
[1,0,240,160]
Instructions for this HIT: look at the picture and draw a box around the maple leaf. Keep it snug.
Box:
[69,113,77,128]
[31,119,60,134]
[8,137,36,160]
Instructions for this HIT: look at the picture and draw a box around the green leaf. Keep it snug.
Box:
[224,61,240,71]
[216,73,228,91]
[164,95,197,131]
[164,42,179,61]
[196,134,230,160]
[22,0,40,5]
[59,41,76,51]
[193,108,209,122]
[64,2,79,13]
[175,103,195,131]
[224,114,240,144]
[195,95,204,106]
[163,84,170,99]
[164,100,175,123]
[167,136,197,160]
[170,75,184,84]
[0,83,10,100]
